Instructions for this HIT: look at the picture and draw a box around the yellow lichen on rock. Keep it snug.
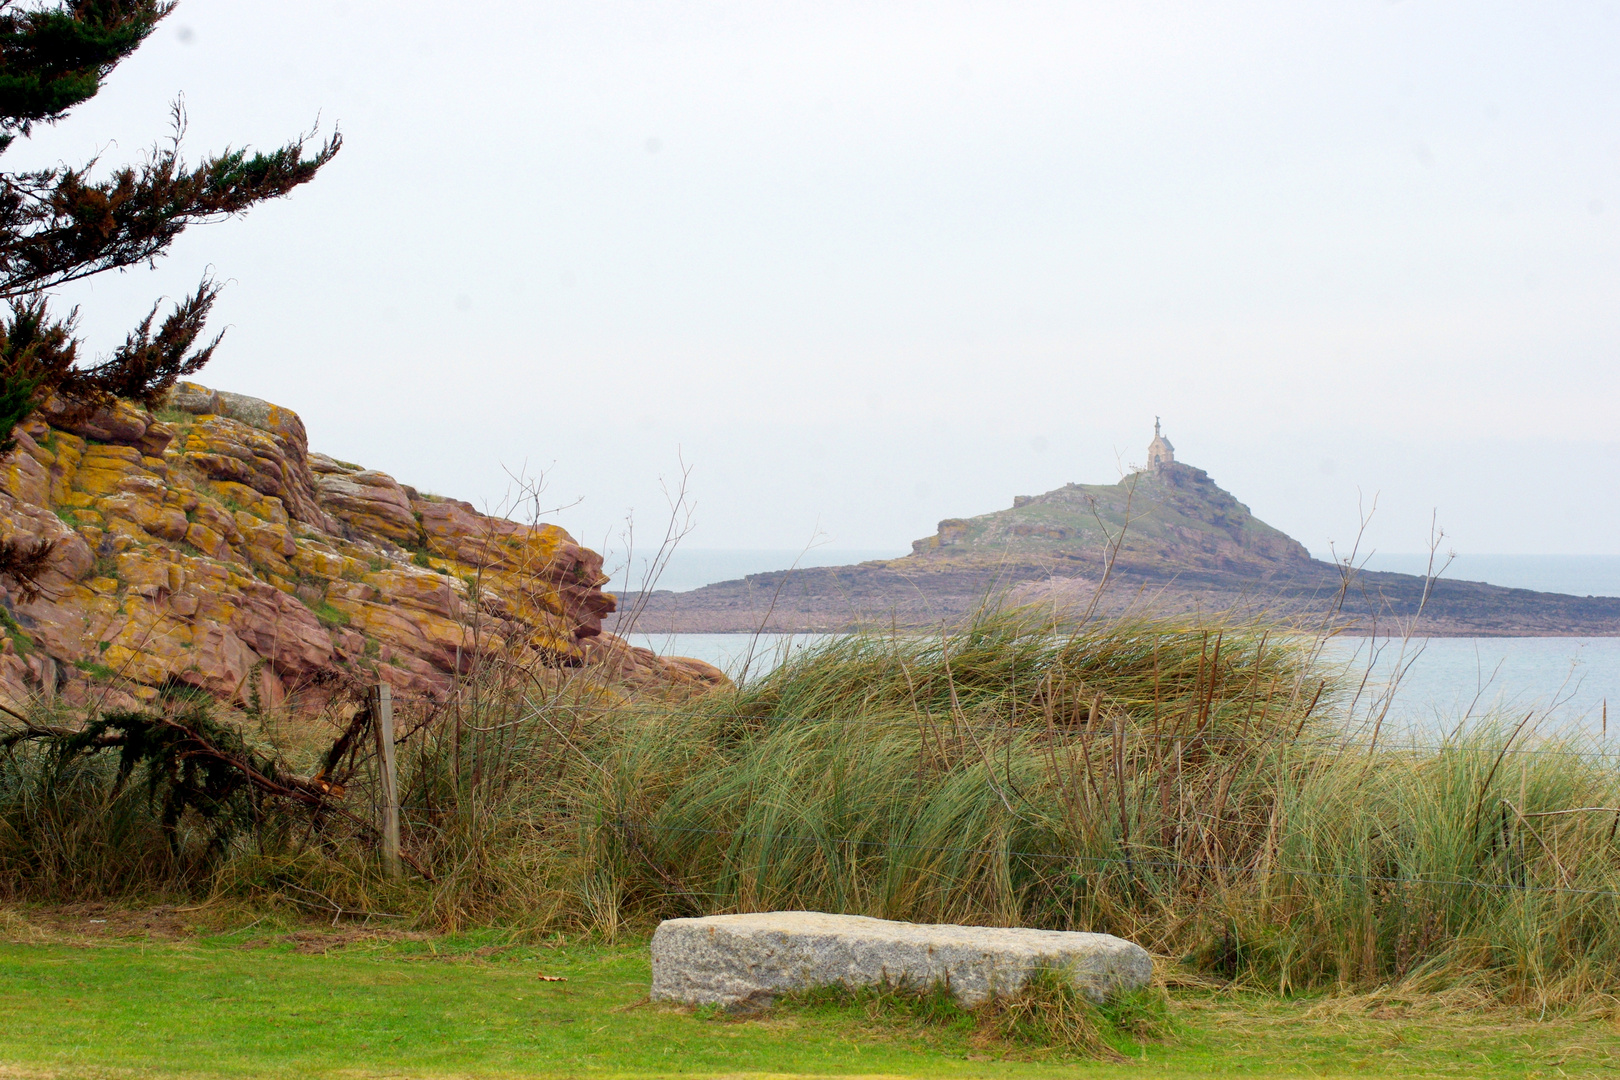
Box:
[0,381,726,712]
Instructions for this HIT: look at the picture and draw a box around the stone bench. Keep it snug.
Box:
[649,911,1152,1008]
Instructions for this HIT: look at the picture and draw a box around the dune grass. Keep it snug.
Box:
[4,608,1620,1013]
[578,615,1620,1004]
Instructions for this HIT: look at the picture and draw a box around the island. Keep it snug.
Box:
[624,422,1620,637]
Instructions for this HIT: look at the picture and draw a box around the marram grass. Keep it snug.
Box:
[4,607,1620,1008]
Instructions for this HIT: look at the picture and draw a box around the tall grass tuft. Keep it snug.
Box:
[4,606,1620,1009]
[569,611,1620,1004]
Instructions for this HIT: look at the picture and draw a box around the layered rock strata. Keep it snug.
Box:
[0,383,723,712]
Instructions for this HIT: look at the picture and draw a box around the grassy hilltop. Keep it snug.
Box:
[909,461,1311,575]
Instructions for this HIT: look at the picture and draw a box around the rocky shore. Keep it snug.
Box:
[0,383,725,713]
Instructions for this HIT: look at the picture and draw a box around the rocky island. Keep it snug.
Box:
[627,423,1620,637]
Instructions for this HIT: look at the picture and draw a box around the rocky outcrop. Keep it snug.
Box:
[908,462,1312,572]
[0,383,726,712]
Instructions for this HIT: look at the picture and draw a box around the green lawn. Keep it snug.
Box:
[0,912,1616,1079]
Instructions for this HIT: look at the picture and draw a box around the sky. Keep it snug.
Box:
[11,1,1620,570]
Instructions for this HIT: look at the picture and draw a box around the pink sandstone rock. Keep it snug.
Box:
[0,381,725,712]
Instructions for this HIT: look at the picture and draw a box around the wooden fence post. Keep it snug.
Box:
[373,682,401,880]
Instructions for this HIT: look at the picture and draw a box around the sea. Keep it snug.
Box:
[616,550,1620,742]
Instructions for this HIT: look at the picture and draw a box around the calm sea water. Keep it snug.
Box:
[626,632,1620,741]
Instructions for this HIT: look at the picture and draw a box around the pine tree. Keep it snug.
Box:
[0,1,339,449]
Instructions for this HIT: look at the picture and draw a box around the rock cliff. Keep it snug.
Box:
[0,383,724,712]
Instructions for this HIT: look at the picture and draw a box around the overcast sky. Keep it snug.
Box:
[14,1,1620,565]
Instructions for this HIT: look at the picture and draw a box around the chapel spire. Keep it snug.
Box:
[1147,418,1175,471]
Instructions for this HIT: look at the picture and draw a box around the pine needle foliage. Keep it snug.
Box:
[0,292,71,449]
[0,1,339,446]
[3,703,292,861]
[0,0,167,151]
[0,690,377,893]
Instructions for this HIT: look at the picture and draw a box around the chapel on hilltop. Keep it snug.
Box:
[1147,418,1175,471]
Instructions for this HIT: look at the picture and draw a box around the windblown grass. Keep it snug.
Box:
[4,607,1620,1010]
[572,612,1620,1005]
